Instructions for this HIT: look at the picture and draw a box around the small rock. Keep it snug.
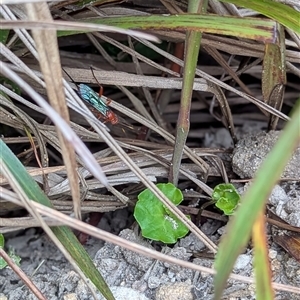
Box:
[286,213,300,227]
[178,233,205,252]
[63,293,77,300]
[217,225,227,235]
[268,249,278,259]
[98,286,151,300]
[269,185,289,206]
[116,229,154,272]
[155,282,194,300]
[285,198,300,213]
[148,276,161,289]
[232,131,300,179]
[272,197,300,227]
[233,254,252,271]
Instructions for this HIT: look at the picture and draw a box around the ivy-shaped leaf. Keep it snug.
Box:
[134,183,190,244]
[212,183,240,215]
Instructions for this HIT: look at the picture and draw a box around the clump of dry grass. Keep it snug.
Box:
[1,1,300,299]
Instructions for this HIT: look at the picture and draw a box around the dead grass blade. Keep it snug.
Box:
[0,95,48,169]
[0,19,160,42]
[136,38,291,120]
[25,2,81,219]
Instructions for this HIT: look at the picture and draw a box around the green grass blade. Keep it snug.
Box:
[57,14,277,42]
[213,100,300,300]
[0,141,115,300]
[219,0,300,34]
[253,213,274,300]
[262,24,286,129]
[0,29,10,44]
[170,0,208,185]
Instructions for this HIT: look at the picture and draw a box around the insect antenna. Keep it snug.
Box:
[62,67,80,93]
[62,68,92,106]
[90,67,104,97]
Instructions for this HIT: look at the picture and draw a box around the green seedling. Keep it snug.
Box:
[0,76,21,95]
[0,29,9,44]
[212,183,240,215]
[134,183,190,244]
[0,234,21,269]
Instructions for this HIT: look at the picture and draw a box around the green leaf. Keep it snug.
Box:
[212,183,240,215]
[0,234,7,269]
[8,248,21,267]
[0,258,7,269]
[57,14,277,43]
[171,0,207,185]
[134,183,189,244]
[0,29,10,44]
[0,76,21,96]
[262,24,286,129]
[219,0,300,34]
[0,140,115,300]
[0,234,4,248]
[0,234,21,269]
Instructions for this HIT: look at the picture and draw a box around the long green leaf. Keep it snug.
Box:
[262,24,286,130]
[213,100,300,299]
[57,14,277,42]
[0,141,115,300]
[219,0,300,34]
[170,0,208,185]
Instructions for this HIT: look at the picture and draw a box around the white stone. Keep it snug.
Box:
[233,254,252,270]
[269,185,289,205]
